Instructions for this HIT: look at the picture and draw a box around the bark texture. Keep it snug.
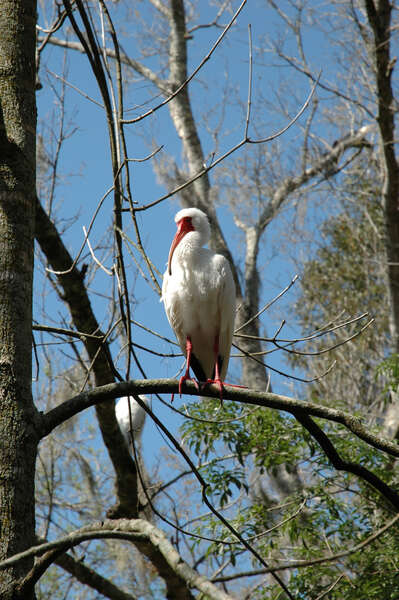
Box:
[365,0,399,351]
[0,1,37,598]
[364,0,399,439]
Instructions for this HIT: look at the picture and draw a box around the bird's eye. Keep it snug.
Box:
[178,216,194,230]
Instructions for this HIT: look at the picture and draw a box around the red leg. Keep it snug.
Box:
[205,335,247,403]
[178,336,200,396]
[205,335,224,402]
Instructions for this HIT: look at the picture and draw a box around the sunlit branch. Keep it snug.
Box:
[235,311,370,346]
[271,317,374,357]
[46,67,105,108]
[32,325,103,340]
[83,226,114,276]
[313,575,346,600]
[235,315,374,359]
[13,520,235,600]
[44,182,115,275]
[246,497,307,543]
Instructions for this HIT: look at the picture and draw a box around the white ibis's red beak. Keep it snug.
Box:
[168,217,194,275]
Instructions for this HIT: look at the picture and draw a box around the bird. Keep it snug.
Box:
[115,395,149,451]
[162,207,236,399]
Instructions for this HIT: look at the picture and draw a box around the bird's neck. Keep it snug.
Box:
[178,232,204,255]
[173,234,206,270]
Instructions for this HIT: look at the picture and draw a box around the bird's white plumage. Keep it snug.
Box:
[162,208,235,382]
[115,396,149,448]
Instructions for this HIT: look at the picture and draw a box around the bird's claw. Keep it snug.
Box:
[203,380,248,405]
[204,378,225,405]
[178,374,200,396]
[170,374,200,402]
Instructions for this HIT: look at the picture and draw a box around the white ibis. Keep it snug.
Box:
[115,396,149,451]
[162,207,236,399]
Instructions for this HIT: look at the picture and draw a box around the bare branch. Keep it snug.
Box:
[39,35,169,92]
[235,274,299,333]
[53,549,138,600]
[132,77,319,213]
[14,519,234,600]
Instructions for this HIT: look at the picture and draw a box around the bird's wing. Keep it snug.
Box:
[214,254,236,381]
[162,270,187,354]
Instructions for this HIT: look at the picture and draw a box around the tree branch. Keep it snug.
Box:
[364,0,399,352]
[53,549,137,600]
[293,411,399,509]
[39,378,399,459]
[259,125,374,230]
[39,35,169,93]
[13,520,235,600]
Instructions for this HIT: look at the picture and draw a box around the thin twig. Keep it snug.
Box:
[132,76,319,213]
[235,274,299,333]
[120,0,248,125]
[83,226,113,275]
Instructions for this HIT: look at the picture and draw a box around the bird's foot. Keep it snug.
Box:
[203,380,247,405]
[178,374,200,397]
[204,378,225,405]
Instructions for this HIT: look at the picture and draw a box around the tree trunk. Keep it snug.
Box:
[0,1,37,598]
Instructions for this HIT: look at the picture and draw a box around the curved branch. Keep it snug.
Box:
[293,411,399,509]
[259,125,374,230]
[13,520,234,600]
[39,378,399,460]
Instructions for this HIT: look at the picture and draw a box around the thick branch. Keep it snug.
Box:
[293,411,399,509]
[39,378,399,459]
[13,520,235,600]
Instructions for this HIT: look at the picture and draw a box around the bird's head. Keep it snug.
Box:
[168,208,211,275]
